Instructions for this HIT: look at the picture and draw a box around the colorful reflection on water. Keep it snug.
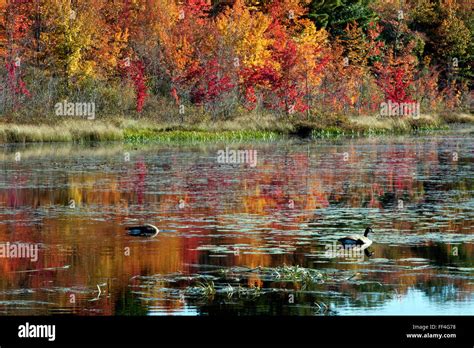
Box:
[0,132,473,315]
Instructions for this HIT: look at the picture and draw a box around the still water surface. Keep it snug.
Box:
[0,131,472,315]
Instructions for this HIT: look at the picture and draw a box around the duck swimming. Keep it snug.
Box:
[338,227,373,249]
[126,224,159,237]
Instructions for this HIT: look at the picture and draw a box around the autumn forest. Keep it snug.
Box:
[0,0,472,131]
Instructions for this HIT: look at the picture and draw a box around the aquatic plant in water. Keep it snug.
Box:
[272,265,324,290]
[195,280,216,298]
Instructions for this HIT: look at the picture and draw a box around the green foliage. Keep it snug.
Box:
[409,0,471,64]
[329,2,378,36]
[308,0,377,35]
[123,129,280,143]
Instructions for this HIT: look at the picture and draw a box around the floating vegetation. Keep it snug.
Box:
[130,265,335,309]
[272,265,323,282]
[194,280,216,298]
[124,262,407,316]
[221,283,262,300]
[271,265,325,290]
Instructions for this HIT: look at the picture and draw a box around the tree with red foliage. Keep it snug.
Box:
[185,0,211,20]
[374,64,414,103]
[190,58,234,106]
[373,44,417,104]
[5,61,30,98]
[240,64,280,110]
[1,0,32,109]
[121,59,148,112]
[238,1,328,116]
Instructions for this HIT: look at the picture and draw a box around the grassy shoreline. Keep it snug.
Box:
[0,113,472,144]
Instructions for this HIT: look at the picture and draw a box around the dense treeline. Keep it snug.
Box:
[0,0,471,122]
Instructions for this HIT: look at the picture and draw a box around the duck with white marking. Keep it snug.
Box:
[126,224,159,237]
[338,227,373,249]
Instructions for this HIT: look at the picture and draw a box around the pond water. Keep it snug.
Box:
[0,130,473,316]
